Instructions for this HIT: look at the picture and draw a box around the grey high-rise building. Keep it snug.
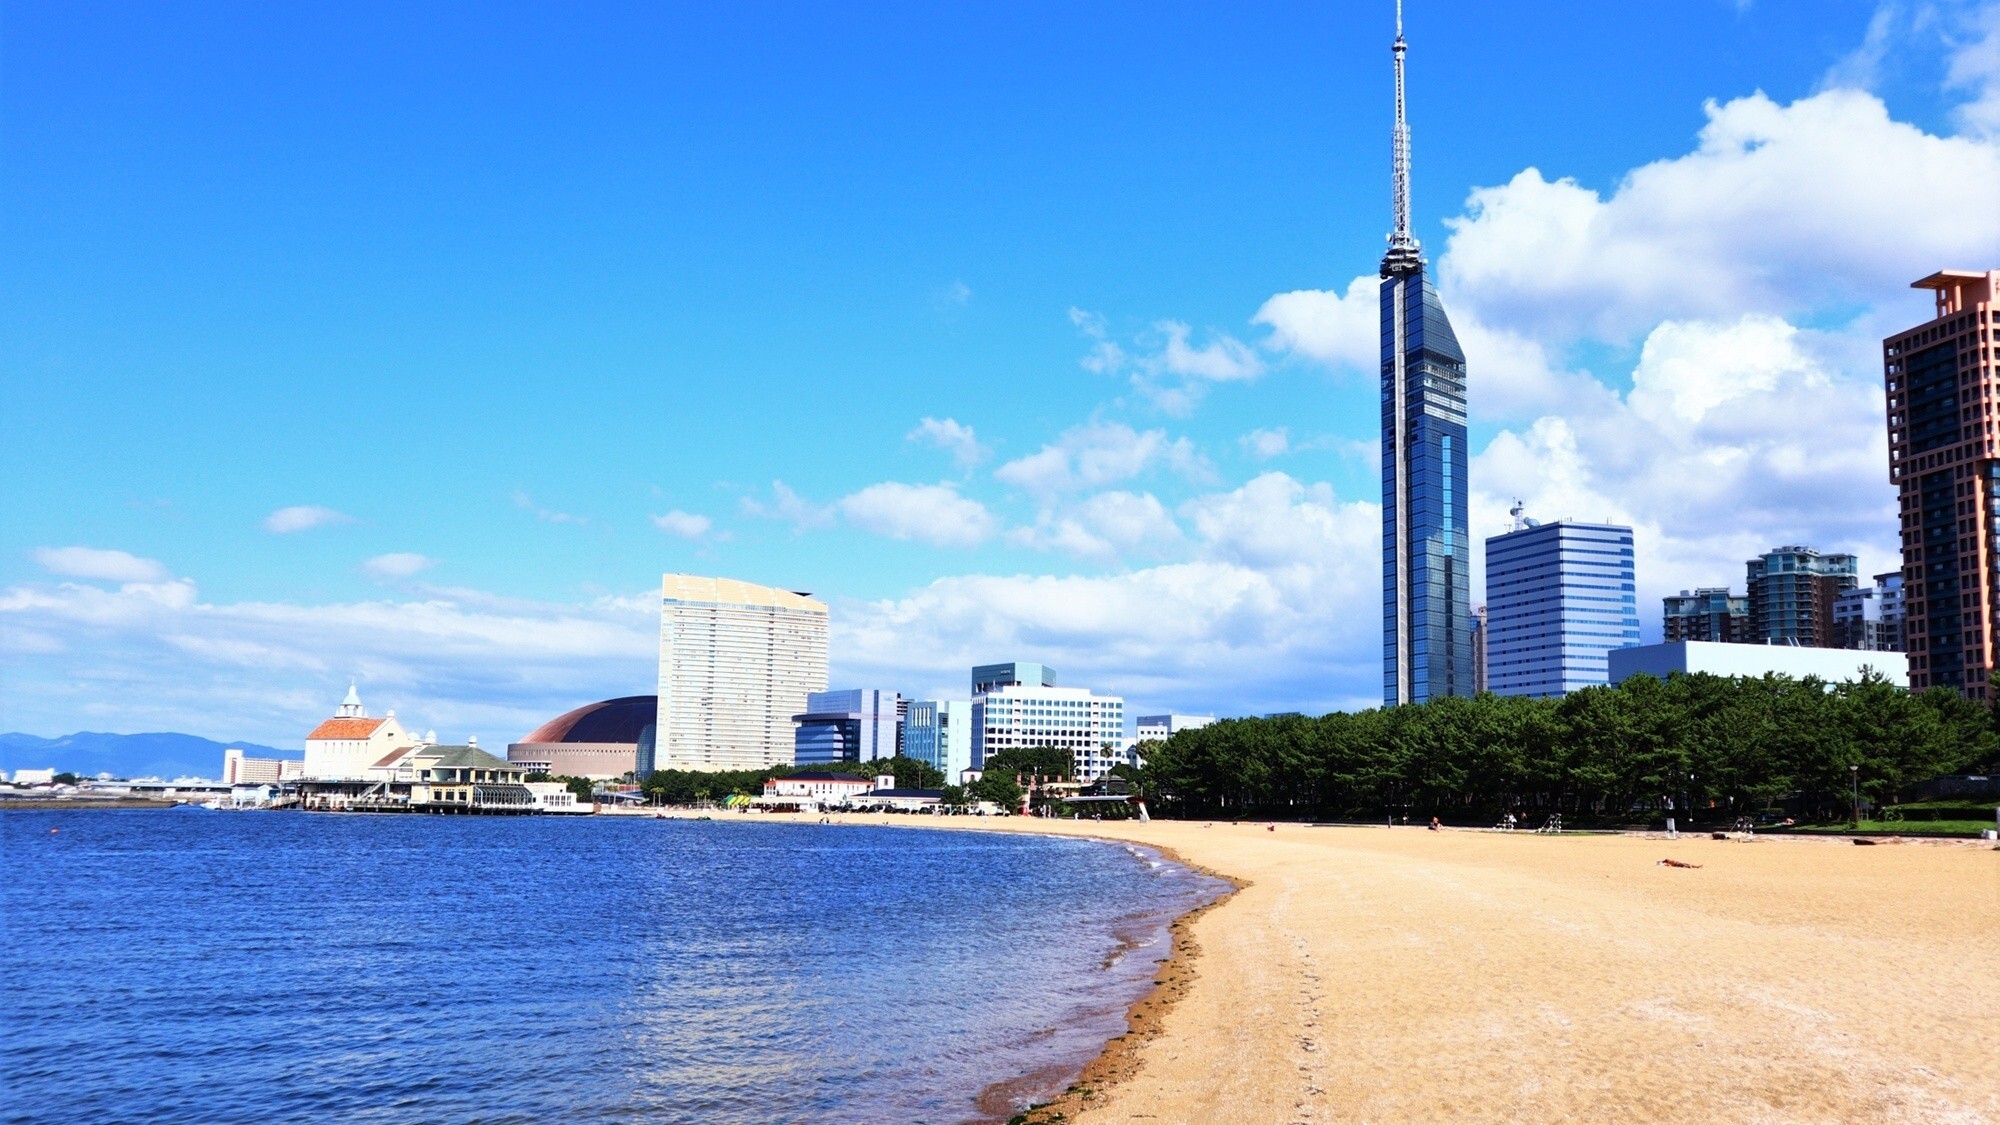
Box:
[1833,572,1906,653]
[1380,6,1472,705]
[1663,588,1750,644]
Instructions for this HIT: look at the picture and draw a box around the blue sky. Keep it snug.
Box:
[5,1,2000,747]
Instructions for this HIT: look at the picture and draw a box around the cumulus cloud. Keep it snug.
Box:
[263,506,353,534]
[837,482,998,549]
[995,422,1212,497]
[740,480,836,532]
[32,546,169,583]
[1253,276,1381,371]
[1470,313,1897,627]
[907,417,989,468]
[362,553,436,580]
[1008,491,1184,561]
[834,471,1382,715]
[651,510,713,540]
[1438,89,2000,344]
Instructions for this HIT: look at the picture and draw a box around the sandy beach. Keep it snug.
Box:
[717,812,2000,1123]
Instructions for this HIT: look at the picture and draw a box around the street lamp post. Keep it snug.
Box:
[1850,764,1861,828]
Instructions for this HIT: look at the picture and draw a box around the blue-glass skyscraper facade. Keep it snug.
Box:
[1485,520,1640,698]
[1377,7,1471,706]
[1381,262,1472,705]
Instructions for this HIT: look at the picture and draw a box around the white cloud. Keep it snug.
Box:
[1470,314,1897,625]
[1947,1,2000,138]
[1239,427,1291,460]
[907,416,989,468]
[32,546,169,584]
[1070,309,1263,414]
[995,422,1212,496]
[362,553,436,580]
[1252,276,1380,370]
[262,506,353,534]
[651,510,713,540]
[1438,89,2000,344]
[1070,307,1127,374]
[1008,491,1184,561]
[0,573,655,747]
[739,480,836,532]
[834,471,1382,716]
[837,482,998,549]
[1153,320,1263,382]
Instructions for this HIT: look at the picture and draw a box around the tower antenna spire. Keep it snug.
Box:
[1385,0,1420,265]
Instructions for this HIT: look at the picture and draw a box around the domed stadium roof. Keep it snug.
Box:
[520,696,656,745]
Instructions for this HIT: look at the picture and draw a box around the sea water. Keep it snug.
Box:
[2,811,1222,1124]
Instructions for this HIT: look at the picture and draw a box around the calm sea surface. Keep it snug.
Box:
[2,811,1222,1124]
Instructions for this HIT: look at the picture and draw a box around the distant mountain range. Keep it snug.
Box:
[0,732,296,781]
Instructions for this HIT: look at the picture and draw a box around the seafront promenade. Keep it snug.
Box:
[705,811,2000,1123]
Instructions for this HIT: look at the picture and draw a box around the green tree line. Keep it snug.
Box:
[1133,673,1998,824]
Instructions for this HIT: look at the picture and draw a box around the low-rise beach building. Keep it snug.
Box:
[525,781,591,814]
[409,743,533,813]
[759,771,875,809]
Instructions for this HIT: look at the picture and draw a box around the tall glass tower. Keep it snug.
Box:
[1380,2,1472,705]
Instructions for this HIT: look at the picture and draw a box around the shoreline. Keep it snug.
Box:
[648,808,1239,1123]
[651,809,1999,1123]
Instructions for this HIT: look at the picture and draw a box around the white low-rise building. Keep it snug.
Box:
[11,768,56,786]
[1608,641,1908,687]
[525,781,591,814]
[759,771,876,808]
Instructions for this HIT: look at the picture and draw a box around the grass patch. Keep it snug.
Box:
[1793,820,1995,837]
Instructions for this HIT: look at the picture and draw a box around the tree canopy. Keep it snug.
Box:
[1136,672,1996,824]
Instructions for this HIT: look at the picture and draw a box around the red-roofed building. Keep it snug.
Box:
[302,684,422,780]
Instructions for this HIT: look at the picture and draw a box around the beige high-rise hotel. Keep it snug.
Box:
[1884,269,1999,697]
[655,574,828,771]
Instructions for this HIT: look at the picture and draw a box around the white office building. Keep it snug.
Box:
[904,699,973,781]
[1609,641,1908,687]
[1484,514,1641,698]
[657,574,829,772]
[222,748,304,785]
[1135,714,1215,742]
[971,662,1127,781]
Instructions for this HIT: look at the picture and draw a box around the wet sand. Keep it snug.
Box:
[717,812,2000,1123]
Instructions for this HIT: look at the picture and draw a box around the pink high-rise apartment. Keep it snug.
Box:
[1884,269,2000,696]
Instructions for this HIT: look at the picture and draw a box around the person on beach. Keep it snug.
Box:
[1429,816,1442,831]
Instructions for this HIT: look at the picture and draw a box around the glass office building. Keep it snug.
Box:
[1484,520,1641,698]
[903,699,973,781]
[792,688,902,766]
[1378,9,1472,706]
